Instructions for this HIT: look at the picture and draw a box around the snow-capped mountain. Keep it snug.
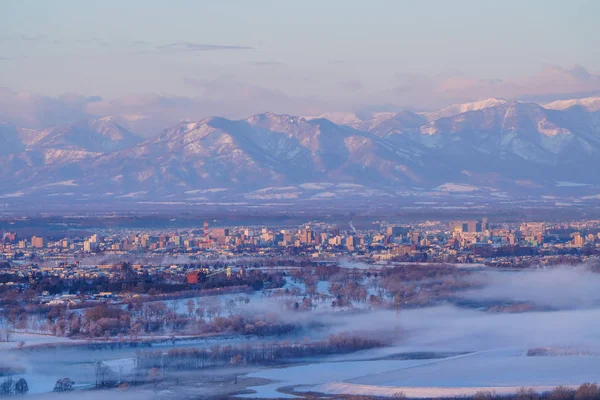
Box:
[423,98,508,121]
[2,96,600,201]
[353,111,427,137]
[58,113,423,195]
[544,97,600,112]
[305,112,362,125]
[25,118,142,152]
[403,102,600,185]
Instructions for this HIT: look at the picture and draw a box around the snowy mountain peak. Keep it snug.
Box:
[26,118,142,152]
[544,97,600,112]
[305,112,361,125]
[424,98,508,121]
[2,99,600,199]
[248,112,306,125]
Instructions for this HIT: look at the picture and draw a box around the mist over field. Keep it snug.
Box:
[4,261,600,398]
[294,265,600,351]
[463,266,600,310]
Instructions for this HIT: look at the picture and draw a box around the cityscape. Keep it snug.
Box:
[3,218,600,290]
[2,1,600,399]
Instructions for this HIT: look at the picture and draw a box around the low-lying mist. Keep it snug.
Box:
[463,265,600,309]
[259,265,600,354]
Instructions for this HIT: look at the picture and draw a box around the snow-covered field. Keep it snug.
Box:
[315,383,575,399]
[6,266,600,398]
[313,348,599,398]
[242,349,598,398]
[0,332,82,350]
[239,359,434,398]
[0,333,89,394]
[240,267,600,398]
[243,341,600,398]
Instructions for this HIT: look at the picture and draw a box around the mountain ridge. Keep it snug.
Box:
[2,96,600,201]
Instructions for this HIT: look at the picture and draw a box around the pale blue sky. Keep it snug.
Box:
[1,0,599,106]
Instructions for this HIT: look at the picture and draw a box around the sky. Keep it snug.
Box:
[1,0,600,115]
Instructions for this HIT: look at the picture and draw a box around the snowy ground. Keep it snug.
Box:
[0,333,89,394]
[239,287,600,399]
[243,349,600,398]
[314,383,574,398]
[7,267,600,398]
[0,332,82,350]
[238,359,435,398]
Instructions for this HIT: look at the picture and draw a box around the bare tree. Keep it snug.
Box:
[574,383,600,400]
[53,378,74,392]
[0,378,14,395]
[0,319,11,342]
[186,299,195,317]
[14,378,29,395]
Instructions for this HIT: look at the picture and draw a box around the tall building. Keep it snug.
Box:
[300,227,312,244]
[520,222,544,237]
[386,226,409,237]
[89,234,102,243]
[345,236,355,250]
[450,219,488,233]
[211,228,229,239]
[572,232,584,248]
[84,241,99,252]
[31,236,45,248]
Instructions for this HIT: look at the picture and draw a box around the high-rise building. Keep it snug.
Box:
[345,236,355,250]
[84,241,99,252]
[572,232,584,248]
[90,234,102,243]
[450,219,489,233]
[31,236,45,248]
[520,222,544,237]
[211,228,229,239]
[386,226,409,237]
[300,228,312,244]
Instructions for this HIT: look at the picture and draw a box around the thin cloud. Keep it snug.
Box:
[245,61,284,67]
[128,41,253,55]
[20,34,46,41]
[156,41,252,51]
[337,80,364,91]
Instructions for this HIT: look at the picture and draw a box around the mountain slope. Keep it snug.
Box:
[26,118,141,152]
[354,111,426,137]
[415,102,599,159]
[0,123,24,156]
[70,113,424,194]
[2,104,600,200]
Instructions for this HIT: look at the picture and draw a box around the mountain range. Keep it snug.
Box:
[1,96,600,203]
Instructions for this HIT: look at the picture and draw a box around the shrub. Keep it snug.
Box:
[550,386,575,400]
[575,383,600,400]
